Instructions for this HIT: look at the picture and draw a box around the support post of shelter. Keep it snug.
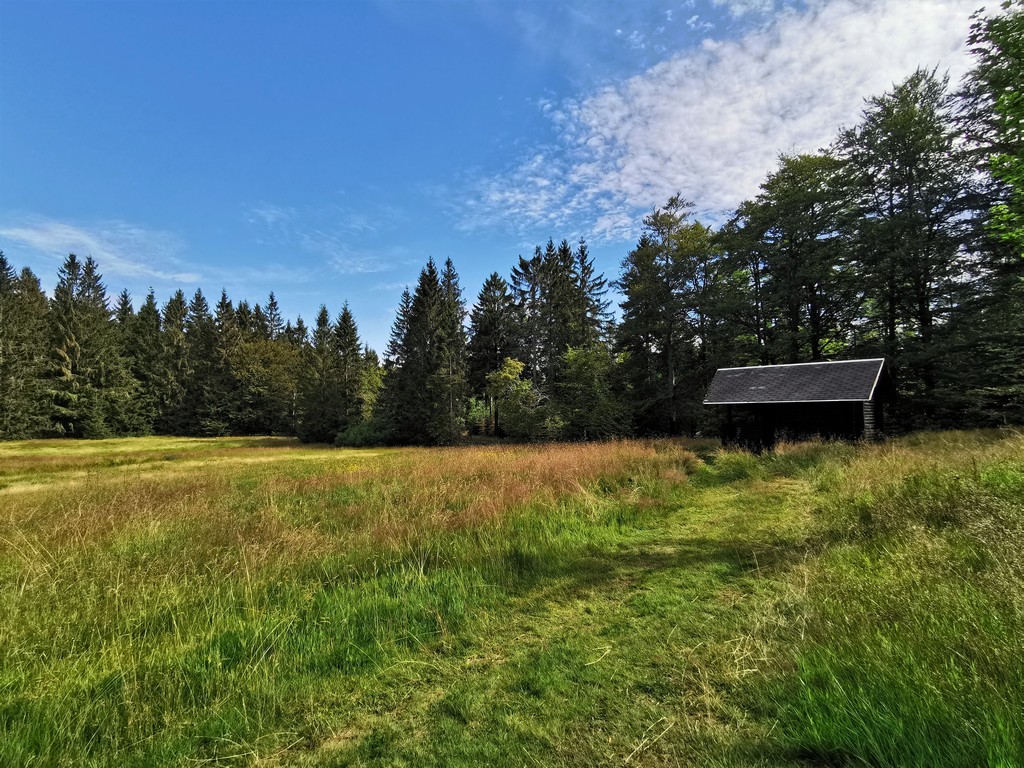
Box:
[863,400,877,441]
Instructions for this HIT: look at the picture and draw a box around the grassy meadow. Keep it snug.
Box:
[1,431,1022,766]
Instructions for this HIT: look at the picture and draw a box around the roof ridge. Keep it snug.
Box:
[714,357,884,372]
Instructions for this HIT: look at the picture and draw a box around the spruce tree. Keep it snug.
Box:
[431,258,469,444]
[265,292,284,340]
[184,289,219,434]
[574,240,612,346]
[0,255,50,438]
[251,303,271,340]
[235,300,254,339]
[334,304,365,433]
[157,290,190,434]
[211,289,242,432]
[296,306,342,443]
[48,255,124,437]
[128,290,164,434]
[467,272,519,433]
[615,199,696,435]
[108,289,147,435]
[376,259,468,444]
[510,250,544,386]
[727,153,855,364]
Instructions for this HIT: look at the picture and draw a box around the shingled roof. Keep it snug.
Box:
[704,358,886,405]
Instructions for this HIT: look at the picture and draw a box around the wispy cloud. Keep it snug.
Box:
[712,0,783,18]
[244,202,399,275]
[458,0,977,242]
[0,217,200,282]
[245,204,296,229]
[372,280,415,294]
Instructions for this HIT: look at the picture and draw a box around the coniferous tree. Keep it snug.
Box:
[509,238,613,414]
[108,289,147,435]
[181,289,219,433]
[380,260,443,443]
[431,258,469,444]
[0,255,50,438]
[209,289,242,431]
[573,240,612,346]
[234,300,254,339]
[537,239,578,384]
[334,304,365,433]
[127,290,164,434]
[296,306,342,443]
[265,292,285,340]
[467,272,519,434]
[615,198,698,434]
[48,255,126,437]
[251,303,271,340]
[510,250,544,386]
[157,290,190,434]
[377,259,468,444]
[284,316,308,348]
[384,289,412,367]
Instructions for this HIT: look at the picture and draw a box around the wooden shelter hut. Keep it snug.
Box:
[703,358,889,449]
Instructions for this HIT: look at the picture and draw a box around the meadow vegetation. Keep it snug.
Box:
[1,431,1021,766]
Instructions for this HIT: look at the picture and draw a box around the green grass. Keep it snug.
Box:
[763,432,1024,768]
[1,432,1022,766]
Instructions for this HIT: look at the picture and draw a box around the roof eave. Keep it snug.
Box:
[704,398,872,405]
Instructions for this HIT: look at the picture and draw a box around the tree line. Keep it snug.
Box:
[1,4,1021,443]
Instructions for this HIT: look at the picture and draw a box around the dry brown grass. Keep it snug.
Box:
[0,437,701,576]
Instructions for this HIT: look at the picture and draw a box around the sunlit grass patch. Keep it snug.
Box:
[760,428,1024,767]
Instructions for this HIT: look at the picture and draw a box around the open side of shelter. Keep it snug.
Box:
[703,358,891,450]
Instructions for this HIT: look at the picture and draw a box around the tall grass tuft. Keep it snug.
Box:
[768,430,1024,767]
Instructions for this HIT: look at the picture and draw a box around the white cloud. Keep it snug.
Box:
[245,202,398,274]
[713,0,781,17]
[0,217,199,282]
[460,0,978,242]
[245,204,295,228]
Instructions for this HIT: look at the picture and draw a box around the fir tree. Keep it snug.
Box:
[48,255,125,437]
[574,240,612,345]
[334,304,365,433]
[430,258,469,444]
[210,289,242,432]
[265,291,285,340]
[0,255,50,438]
[183,289,219,434]
[377,259,467,444]
[157,290,190,434]
[510,250,544,386]
[615,199,696,435]
[467,272,519,433]
[296,306,342,443]
[127,290,164,434]
[108,289,148,435]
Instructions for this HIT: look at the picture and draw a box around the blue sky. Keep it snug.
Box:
[0,0,978,351]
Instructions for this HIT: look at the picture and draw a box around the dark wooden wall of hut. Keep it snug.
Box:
[722,400,883,450]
